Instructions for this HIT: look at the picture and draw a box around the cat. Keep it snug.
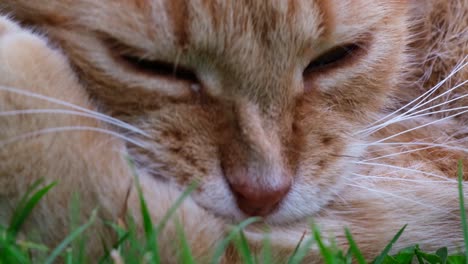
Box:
[0,0,466,262]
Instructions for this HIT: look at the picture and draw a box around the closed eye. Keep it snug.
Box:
[120,54,198,83]
[303,43,365,76]
[101,33,198,84]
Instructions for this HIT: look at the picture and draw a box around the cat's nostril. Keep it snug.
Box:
[229,179,291,217]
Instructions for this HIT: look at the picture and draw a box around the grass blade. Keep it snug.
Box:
[8,181,57,237]
[175,219,196,264]
[14,179,44,215]
[123,214,144,262]
[210,217,260,264]
[155,182,198,234]
[457,160,468,264]
[98,232,130,264]
[312,225,334,264]
[415,249,425,264]
[0,243,31,264]
[447,255,466,264]
[128,157,160,264]
[436,247,448,264]
[65,248,73,264]
[392,246,415,264]
[98,221,130,264]
[345,248,353,264]
[261,233,273,264]
[373,224,407,264]
[345,228,366,264]
[232,230,255,264]
[16,240,49,252]
[44,209,97,264]
[287,232,314,264]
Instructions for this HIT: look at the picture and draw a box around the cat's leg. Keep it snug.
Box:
[0,15,226,262]
[0,14,136,254]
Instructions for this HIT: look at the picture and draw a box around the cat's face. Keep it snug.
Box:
[3,0,408,223]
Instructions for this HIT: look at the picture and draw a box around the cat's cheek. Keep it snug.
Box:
[125,106,246,220]
[267,138,366,223]
[190,176,245,220]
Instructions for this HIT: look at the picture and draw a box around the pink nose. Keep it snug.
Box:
[229,179,291,216]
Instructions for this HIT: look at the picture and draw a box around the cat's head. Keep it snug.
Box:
[1,0,409,224]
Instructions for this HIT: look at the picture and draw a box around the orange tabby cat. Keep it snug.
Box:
[0,0,466,262]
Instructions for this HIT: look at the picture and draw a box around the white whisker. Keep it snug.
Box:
[402,85,468,118]
[358,57,468,136]
[0,85,149,137]
[349,173,456,184]
[0,109,143,136]
[362,106,468,136]
[370,109,468,144]
[403,79,468,116]
[399,106,468,121]
[344,183,455,215]
[0,126,148,149]
[351,161,455,181]
[363,85,468,135]
[357,142,468,153]
[330,188,348,204]
[361,145,438,162]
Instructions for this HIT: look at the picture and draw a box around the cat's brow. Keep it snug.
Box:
[166,0,190,47]
[314,0,335,38]
[162,0,332,50]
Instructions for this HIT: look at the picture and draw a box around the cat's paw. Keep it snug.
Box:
[0,15,74,92]
[0,15,89,109]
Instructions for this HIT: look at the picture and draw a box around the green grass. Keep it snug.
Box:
[0,162,467,263]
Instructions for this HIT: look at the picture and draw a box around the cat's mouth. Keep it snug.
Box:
[181,176,336,226]
[125,134,361,226]
[131,153,286,224]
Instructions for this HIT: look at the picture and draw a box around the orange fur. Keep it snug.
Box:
[0,0,466,262]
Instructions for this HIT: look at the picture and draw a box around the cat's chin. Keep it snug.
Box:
[192,199,318,227]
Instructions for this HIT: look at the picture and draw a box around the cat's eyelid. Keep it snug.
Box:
[100,32,199,84]
[99,32,153,59]
[303,34,372,75]
[317,32,372,55]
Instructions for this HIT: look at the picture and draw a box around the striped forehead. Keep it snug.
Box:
[106,0,331,51]
[163,0,330,48]
[81,0,335,59]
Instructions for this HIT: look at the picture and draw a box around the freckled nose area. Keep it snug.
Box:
[229,178,292,217]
